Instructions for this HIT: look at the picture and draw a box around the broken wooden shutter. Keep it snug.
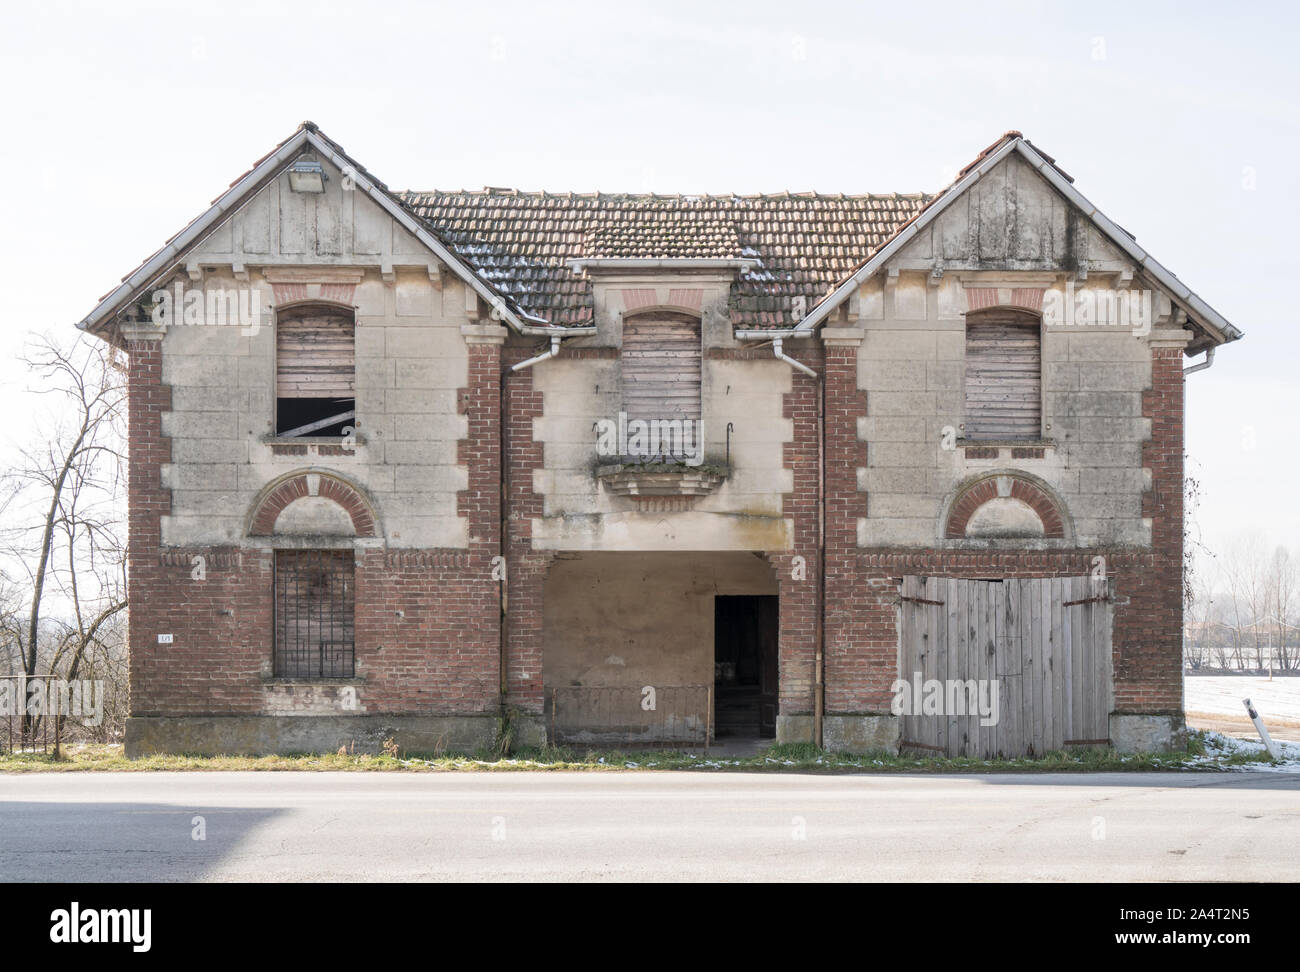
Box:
[276,305,355,436]
[964,311,1041,440]
[621,313,702,422]
[277,307,355,399]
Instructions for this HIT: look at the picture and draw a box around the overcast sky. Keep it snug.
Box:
[0,0,1295,571]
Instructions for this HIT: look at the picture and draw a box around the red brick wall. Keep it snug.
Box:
[126,327,1185,726]
[502,342,552,715]
[819,341,1185,718]
[124,337,504,717]
[768,344,823,716]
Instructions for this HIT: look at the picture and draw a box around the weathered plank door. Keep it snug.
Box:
[898,576,1112,758]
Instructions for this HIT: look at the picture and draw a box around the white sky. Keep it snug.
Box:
[0,0,1295,568]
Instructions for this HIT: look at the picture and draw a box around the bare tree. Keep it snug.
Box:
[0,333,127,740]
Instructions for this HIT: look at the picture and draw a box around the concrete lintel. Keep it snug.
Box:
[1147,328,1194,349]
[820,326,865,347]
[461,323,509,345]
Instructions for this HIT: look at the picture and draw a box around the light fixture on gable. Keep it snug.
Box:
[288,158,325,193]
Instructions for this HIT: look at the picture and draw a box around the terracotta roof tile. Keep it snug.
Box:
[400,189,932,327]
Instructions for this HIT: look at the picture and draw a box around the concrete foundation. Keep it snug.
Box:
[823,714,900,754]
[1109,712,1186,754]
[124,715,501,757]
[775,713,813,744]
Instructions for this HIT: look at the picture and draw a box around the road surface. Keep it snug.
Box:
[2,770,1298,881]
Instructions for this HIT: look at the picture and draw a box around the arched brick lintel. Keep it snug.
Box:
[248,471,378,538]
[944,474,1067,540]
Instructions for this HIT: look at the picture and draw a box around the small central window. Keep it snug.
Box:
[276,304,355,437]
[964,309,1042,441]
[274,550,355,678]
[620,312,701,460]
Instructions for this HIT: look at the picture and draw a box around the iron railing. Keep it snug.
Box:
[274,549,355,678]
[550,684,712,750]
[0,675,63,756]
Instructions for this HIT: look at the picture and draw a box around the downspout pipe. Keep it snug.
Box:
[1183,347,1215,375]
[511,335,562,373]
[769,336,825,749]
[773,336,818,379]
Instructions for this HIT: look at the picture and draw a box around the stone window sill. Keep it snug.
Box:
[959,439,1055,460]
[261,434,367,446]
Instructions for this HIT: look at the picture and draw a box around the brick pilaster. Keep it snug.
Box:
[770,342,823,717]
[502,343,551,714]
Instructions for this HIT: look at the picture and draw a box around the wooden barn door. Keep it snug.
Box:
[898,576,1112,758]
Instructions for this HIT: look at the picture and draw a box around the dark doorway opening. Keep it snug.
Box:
[714,595,778,739]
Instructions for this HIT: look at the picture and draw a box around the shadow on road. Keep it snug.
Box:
[0,801,286,882]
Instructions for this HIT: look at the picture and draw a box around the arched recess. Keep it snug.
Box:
[248,471,379,538]
[942,472,1070,541]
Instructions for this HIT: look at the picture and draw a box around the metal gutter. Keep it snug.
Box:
[302,132,591,338]
[77,128,597,339]
[76,129,315,334]
[1013,141,1242,345]
[773,136,1242,348]
[786,137,1023,336]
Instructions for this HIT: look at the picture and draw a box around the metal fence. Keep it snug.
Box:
[0,675,63,756]
[550,684,712,750]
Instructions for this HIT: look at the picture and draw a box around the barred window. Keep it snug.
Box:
[273,550,355,678]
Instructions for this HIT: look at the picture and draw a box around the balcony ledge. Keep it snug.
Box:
[595,461,729,498]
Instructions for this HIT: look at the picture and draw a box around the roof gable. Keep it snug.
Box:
[77,123,568,338]
[77,126,1240,349]
[783,133,1242,349]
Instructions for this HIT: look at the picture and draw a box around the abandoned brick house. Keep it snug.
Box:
[78,123,1241,757]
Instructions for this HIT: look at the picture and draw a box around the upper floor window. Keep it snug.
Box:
[964,308,1042,441]
[276,303,355,437]
[620,312,701,460]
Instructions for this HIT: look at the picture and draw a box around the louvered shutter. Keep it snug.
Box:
[964,313,1041,440]
[621,313,701,421]
[276,308,355,399]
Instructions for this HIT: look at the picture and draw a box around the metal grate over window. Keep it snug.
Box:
[274,550,355,678]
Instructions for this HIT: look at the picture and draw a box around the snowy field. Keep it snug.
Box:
[1184,674,1300,722]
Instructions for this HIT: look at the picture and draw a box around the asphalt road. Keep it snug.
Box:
[2,770,1297,881]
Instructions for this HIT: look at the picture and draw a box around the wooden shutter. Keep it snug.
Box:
[964,312,1041,440]
[621,313,701,420]
[276,307,355,399]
